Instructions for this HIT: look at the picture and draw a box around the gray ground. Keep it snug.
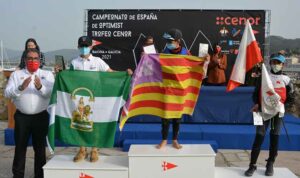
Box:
[0,121,299,178]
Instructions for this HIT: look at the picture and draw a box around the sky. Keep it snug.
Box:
[0,0,299,52]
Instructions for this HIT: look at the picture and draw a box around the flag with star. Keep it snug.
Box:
[119,54,205,130]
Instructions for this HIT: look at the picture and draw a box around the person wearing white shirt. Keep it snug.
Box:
[70,54,111,72]
[5,48,54,178]
[70,36,132,163]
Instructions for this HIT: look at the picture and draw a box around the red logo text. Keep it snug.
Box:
[216,17,261,26]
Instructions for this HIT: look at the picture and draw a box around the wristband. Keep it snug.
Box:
[18,85,23,91]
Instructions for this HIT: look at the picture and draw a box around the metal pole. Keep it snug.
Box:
[84,9,88,36]
[189,30,213,51]
[264,10,271,66]
[1,40,3,70]
[132,33,146,67]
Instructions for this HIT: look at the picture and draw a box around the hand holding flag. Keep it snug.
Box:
[119,54,205,131]
[261,63,284,120]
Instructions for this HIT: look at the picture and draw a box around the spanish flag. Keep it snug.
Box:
[119,54,205,130]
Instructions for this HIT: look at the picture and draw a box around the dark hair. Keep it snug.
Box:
[24,48,40,59]
[146,36,153,40]
[144,36,154,44]
[208,43,224,58]
[24,38,40,51]
[208,43,218,55]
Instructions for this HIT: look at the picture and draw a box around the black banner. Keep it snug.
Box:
[87,10,265,79]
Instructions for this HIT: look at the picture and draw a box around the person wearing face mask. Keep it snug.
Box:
[155,28,190,150]
[244,54,294,177]
[18,38,46,70]
[70,36,114,72]
[70,36,132,163]
[162,28,191,55]
[206,44,227,86]
[5,48,54,178]
[157,29,211,150]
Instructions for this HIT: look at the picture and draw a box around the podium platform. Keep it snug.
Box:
[43,145,298,178]
[128,144,216,178]
[43,155,128,178]
[215,167,298,178]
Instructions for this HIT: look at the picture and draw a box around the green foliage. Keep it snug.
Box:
[268,36,300,55]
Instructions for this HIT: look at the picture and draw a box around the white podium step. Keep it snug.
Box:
[43,147,298,178]
[215,167,298,178]
[43,155,128,178]
[128,144,216,178]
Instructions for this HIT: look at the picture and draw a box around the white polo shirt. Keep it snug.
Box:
[4,69,55,115]
[70,55,110,71]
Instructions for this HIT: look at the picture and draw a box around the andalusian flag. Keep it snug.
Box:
[47,70,131,153]
[119,54,205,130]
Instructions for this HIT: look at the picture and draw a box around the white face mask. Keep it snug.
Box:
[271,64,283,73]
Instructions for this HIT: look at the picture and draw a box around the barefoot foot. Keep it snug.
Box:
[172,140,182,149]
[156,140,167,149]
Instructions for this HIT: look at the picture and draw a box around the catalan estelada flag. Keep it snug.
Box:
[119,54,205,130]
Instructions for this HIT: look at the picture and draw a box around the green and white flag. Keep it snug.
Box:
[47,70,131,153]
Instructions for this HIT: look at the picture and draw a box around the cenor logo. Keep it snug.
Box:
[216,16,261,26]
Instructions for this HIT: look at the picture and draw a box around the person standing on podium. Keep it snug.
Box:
[244,54,294,177]
[5,48,54,178]
[156,28,203,149]
[157,28,189,149]
[70,36,132,162]
[157,28,209,149]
